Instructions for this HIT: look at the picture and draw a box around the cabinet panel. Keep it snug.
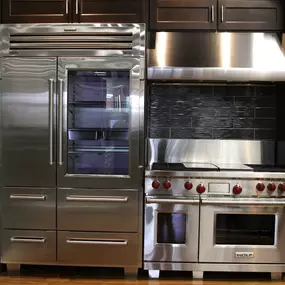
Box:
[150,0,217,30]
[218,0,284,31]
[78,0,144,23]
[2,0,70,23]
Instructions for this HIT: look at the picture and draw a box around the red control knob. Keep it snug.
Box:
[256,183,265,192]
[152,180,160,189]
[163,181,172,190]
[278,183,285,192]
[267,183,276,192]
[184,181,193,191]
[196,184,206,194]
[233,185,242,195]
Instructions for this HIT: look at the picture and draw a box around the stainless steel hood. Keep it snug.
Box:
[148,32,285,82]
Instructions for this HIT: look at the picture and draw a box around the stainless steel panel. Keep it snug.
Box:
[208,183,230,193]
[2,57,57,187]
[199,197,285,263]
[148,139,275,167]
[57,57,143,189]
[148,32,285,81]
[144,197,199,262]
[58,231,139,267]
[2,230,56,263]
[2,187,56,230]
[1,24,145,57]
[58,188,138,232]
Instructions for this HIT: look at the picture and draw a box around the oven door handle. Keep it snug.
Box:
[146,197,200,205]
[201,199,285,206]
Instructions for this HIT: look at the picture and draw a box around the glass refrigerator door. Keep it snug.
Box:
[57,58,143,189]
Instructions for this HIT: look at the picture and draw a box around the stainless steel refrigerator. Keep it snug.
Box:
[0,24,145,275]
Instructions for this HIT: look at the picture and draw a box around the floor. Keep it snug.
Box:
[0,266,283,285]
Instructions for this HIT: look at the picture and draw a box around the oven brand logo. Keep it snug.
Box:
[235,252,254,258]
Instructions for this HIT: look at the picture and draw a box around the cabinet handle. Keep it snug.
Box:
[10,194,47,201]
[221,5,224,22]
[48,78,54,166]
[211,5,215,22]
[10,237,46,244]
[76,0,79,14]
[66,195,128,202]
[65,0,69,14]
[58,79,63,166]
[66,239,128,245]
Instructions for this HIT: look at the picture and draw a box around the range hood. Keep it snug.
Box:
[148,32,285,82]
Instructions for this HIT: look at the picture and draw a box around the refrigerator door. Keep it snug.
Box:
[57,57,143,189]
[2,57,57,187]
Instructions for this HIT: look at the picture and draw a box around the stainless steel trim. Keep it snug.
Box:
[211,5,215,22]
[202,198,285,206]
[10,237,46,244]
[76,0,79,15]
[146,197,199,205]
[221,5,224,22]
[48,78,54,166]
[66,195,128,202]
[66,239,128,245]
[58,79,63,166]
[65,0,69,14]
[9,194,47,201]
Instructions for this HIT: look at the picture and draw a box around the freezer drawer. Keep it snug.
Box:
[58,231,139,267]
[58,188,138,232]
[2,230,56,263]
[2,187,56,230]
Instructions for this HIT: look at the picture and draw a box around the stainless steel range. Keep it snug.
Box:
[144,139,285,280]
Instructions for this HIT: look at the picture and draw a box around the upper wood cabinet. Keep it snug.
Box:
[218,0,284,31]
[150,0,284,31]
[150,0,217,30]
[1,0,145,23]
[2,0,70,23]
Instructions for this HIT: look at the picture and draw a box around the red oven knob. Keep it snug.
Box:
[196,184,206,194]
[163,181,172,190]
[184,181,193,191]
[233,185,242,195]
[256,183,265,192]
[267,183,276,192]
[278,183,285,192]
[152,180,160,189]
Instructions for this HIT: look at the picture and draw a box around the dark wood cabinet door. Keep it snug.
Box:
[150,0,217,30]
[2,0,70,23]
[77,0,145,23]
[218,0,284,31]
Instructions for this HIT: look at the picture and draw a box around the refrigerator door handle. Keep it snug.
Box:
[48,78,54,165]
[58,79,64,166]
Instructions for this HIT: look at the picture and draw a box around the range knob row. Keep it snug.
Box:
[256,182,285,192]
[151,180,205,193]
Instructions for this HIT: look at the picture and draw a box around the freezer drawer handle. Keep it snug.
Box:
[146,197,199,205]
[66,195,128,202]
[48,78,55,166]
[66,238,128,245]
[211,5,215,22]
[202,199,285,206]
[10,194,47,201]
[10,237,46,244]
[221,5,224,22]
[58,79,64,166]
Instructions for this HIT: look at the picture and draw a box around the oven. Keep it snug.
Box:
[144,196,200,263]
[199,197,285,264]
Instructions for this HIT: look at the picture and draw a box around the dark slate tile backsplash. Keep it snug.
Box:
[148,85,277,140]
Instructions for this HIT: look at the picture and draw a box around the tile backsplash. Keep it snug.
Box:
[148,84,278,140]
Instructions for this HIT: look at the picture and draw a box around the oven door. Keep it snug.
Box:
[144,196,200,262]
[199,197,285,263]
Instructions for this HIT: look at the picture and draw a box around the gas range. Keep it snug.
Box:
[145,162,285,198]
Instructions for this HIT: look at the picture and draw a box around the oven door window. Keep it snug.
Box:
[67,70,130,175]
[157,213,186,244]
[215,214,275,245]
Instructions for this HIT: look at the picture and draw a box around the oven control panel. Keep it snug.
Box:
[145,178,285,197]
